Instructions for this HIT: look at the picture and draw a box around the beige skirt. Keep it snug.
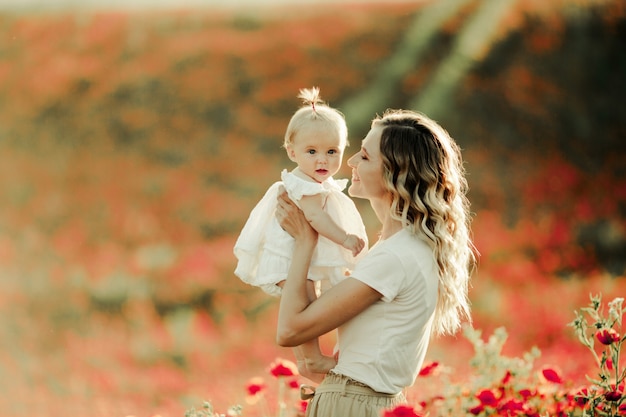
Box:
[302,372,406,417]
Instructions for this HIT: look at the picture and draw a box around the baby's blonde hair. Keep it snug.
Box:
[283,87,348,149]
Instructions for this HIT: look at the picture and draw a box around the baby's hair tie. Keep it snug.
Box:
[297,86,321,113]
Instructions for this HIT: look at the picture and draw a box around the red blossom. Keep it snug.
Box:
[605,383,624,402]
[268,358,298,377]
[287,378,300,389]
[541,367,563,384]
[607,358,614,370]
[382,404,423,417]
[469,404,484,415]
[246,377,266,396]
[499,398,525,414]
[617,403,626,416]
[518,388,534,400]
[418,361,439,377]
[605,390,622,402]
[501,370,512,386]
[596,328,620,345]
[573,387,589,406]
[476,389,499,406]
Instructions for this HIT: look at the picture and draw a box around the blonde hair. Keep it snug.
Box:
[283,87,348,149]
[373,109,476,336]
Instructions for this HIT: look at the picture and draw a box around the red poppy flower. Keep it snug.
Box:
[607,358,614,371]
[469,404,484,415]
[499,398,525,413]
[605,384,624,402]
[382,404,423,417]
[501,370,512,386]
[574,387,589,406]
[541,367,563,384]
[246,377,266,396]
[605,390,622,402]
[617,402,626,415]
[269,358,298,377]
[596,328,620,345]
[418,361,439,377]
[518,388,534,400]
[476,389,499,406]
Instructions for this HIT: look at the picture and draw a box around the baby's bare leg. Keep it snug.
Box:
[297,280,336,376]
[278,279,335,380]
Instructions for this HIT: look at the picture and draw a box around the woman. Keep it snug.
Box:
[276,109,476,417]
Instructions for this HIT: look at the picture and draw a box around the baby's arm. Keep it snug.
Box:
[298,194,365,257]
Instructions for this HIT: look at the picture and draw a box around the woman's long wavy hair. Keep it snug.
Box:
[374,109,476,336]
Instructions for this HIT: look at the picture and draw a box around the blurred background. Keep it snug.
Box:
[0,0,624,416]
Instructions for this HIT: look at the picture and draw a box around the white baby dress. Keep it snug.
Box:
[234,169,368,297]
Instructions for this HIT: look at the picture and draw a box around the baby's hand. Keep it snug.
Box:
[343,234,365,257]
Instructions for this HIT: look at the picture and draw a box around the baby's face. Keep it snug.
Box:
[287,124,345,183]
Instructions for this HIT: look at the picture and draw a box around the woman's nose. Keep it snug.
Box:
[347,153,356,167]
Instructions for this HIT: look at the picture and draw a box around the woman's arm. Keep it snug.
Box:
[275,190,381,347]
[278,276,382,347]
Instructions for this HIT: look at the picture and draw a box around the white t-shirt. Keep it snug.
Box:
[332,228,438,394]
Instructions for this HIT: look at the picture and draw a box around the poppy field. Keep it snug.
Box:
[0,1,625,416]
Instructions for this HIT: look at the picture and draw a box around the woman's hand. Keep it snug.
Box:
[276,187,318,245]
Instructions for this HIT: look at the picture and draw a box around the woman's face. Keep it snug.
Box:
[347,125,386,201]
